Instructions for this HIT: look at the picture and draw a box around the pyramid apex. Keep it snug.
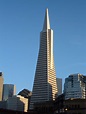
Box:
[42,8,50,31]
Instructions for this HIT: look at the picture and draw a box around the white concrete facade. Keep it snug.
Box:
[30,9,57,109]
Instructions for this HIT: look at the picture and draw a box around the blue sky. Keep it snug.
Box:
[0,0,86,93]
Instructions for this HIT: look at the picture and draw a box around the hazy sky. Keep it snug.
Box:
[0,0,86,93]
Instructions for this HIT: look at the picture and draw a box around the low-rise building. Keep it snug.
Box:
[34,100,54,114]
[65,98,86,114]
[0,101,7,109]
[18,89,32,111]
[7,95,28,112]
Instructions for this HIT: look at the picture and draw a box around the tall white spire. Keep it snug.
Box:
[43,8,50,31]
[30,9,57,109]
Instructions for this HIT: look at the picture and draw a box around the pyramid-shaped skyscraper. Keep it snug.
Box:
[30,9,58,109]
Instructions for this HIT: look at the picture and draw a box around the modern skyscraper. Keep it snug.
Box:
[3,84,16,101]
[0,72,4,101]
[30,9,58,109]
[56,78,62,95]
[64,73,86,99]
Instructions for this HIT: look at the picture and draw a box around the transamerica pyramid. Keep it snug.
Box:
[30,9,58,109]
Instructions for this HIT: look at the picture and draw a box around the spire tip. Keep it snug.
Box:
[42,8,50,31]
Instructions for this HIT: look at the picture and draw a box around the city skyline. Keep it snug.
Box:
[0,0,86,93]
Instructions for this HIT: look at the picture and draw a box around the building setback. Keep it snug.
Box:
[30,9,58,109]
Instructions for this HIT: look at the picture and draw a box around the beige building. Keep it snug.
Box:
[30,9,57,109]
[7,95,28,112]
[0,72,4,101]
